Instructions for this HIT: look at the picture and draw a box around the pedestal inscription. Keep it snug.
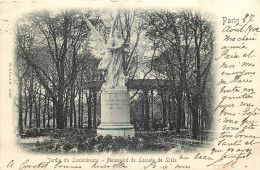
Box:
[97,89,135,137]
[101,92,130,124]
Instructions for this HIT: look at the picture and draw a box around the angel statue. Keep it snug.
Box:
[85,14,128,90]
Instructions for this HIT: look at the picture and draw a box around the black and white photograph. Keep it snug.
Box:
[14,8,215,153]
[0,1,260,170]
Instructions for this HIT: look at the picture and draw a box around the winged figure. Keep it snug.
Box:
[85,14,126,90]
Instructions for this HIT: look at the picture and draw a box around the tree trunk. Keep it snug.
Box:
[53,100,56,129]
[151,89,154,124]
[78,70,84,128]
[192,105,199,139]
[43,95,47,128]
[55,14,68,130]
[47,97,50,129]
[144,89,149,131]
[24,87,28,127]
[161,90,167,127]
[176,92,182,134]
[87,89,92,129]
[180,91,185,129]
[168,95,173,130]
[33,94,39,128]
[172,94,176,130]
[18,79,23,134]
[192,27,202,139]
[56,89,64,129]
[81,90,84,128]
[181,102,186,129]
[93,90,97,129]
[70,85,76,128]
[141,91,144,131]
[201,112,204,130]
[78,87,81,128]
[29,78,33,128]
[190,111,192,129]
[38,87,41,127]
[69,105,72,128]
[70,84,75,128]
[64,93,68,128]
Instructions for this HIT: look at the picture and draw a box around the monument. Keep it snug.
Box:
[86,14,135,137]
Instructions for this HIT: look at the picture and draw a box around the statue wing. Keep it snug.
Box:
[85,18,104,53]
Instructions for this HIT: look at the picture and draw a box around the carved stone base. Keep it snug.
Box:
[97,124,135,137]
[97,87,135,137]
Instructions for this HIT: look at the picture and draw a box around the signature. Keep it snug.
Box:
[207,151,252,168]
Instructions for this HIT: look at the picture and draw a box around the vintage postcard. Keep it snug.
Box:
[0,0,259,170]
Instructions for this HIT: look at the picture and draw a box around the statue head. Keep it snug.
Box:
[114,30,122,39]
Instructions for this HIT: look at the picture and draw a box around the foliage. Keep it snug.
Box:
[26,130,143,153]
[25,129,37,137]
[21,129,211,153]
[145,10,215,137]
[24,128,49,137]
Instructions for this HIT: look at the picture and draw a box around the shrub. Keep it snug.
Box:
[25,129,36,137]
[24,129,196,153]
[63,142,75,152]
[125,137,143,151]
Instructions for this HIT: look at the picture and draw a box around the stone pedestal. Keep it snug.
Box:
[97,87,135,137]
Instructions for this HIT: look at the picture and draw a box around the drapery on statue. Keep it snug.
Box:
[86,14,127,90]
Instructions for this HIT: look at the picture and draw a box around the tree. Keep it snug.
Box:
[15,47,29,134]
[186,11,214,138]
[16,10,93,129]
[145,10,214,138]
